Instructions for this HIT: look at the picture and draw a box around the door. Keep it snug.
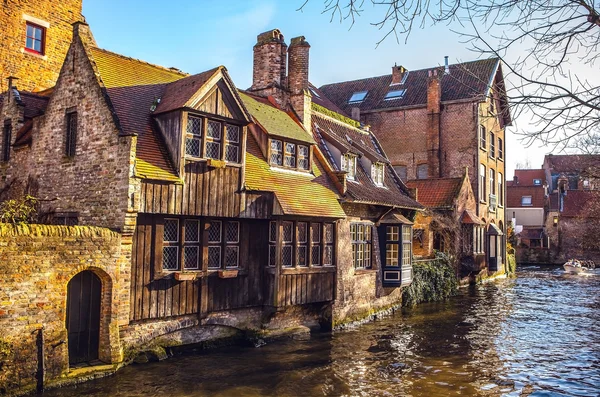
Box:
[488,235,498,271]
[66,270,101,364]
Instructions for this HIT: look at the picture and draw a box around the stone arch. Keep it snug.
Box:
[64,266,119,365]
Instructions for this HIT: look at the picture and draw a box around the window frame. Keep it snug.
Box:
[268,220,335,269]
[489,168,496,196]
[65,111,78,158]
[498,137,503,160]
[25,22,46,55]
[498,172,504,207]
[479,164,487,202]
[184,114,244,164]
[521,196,532,206]
[371,162,385,187]
[480,125,487,150]
[348,91,368,103]
[489,132,495,158]
[417,163,428,180]
[351,223,373,270]
[269,138,311,172]
[341,153,357,181]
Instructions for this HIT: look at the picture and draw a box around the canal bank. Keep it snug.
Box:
[37,265,599,397]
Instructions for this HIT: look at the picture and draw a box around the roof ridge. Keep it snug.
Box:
[90,46,189,77]
[319,57,499,88]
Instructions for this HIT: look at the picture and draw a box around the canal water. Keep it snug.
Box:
[44,266,600,396]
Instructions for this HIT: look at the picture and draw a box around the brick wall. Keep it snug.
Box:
[0,224,129,394]
[0,0,83,92]
[0,25,136,233]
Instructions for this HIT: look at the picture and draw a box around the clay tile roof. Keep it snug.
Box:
[245,133,345,218]
[312,112,421,209]
[561,190,600,217]
[240,92,315,144]
[154,67,221,114]
[13,119,33,147]
[513,169,546,186]
[319,58,500,115]
[544,154,600,173]
[461,209,485,225]
[506,185,545,208]
[90,47,188,88]
[405,178,463,209]
[19,91,50,118]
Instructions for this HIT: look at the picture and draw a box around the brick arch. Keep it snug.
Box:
[65,266,118,364]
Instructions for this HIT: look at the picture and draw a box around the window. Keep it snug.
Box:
[371,163,385,186]
[65,111,77,157]
[207,220,240,269]
[489,132,495,158]
[25,22,45,55]
[183,220,201,270]
[162,219,181,271]
[52,212,79,226]
[394,165,407,180]
[480,125,486,149]
[386,226,400,267]
[351,223,372,269]
[205,120,222,159]
[521,196,532,206]
[268,221,335,268]
[270,139,283,166]
[498,173,503,206]
[186,115,203,157]
[2,122,11,162]
[225,124,240,162]
[284,142,296,168]
[533,179,542,186]
[479,164,486,202]
[402,225,412,267]
[348,91,368,103]
[384,89,406,100]
[498,138,503,160]
[341,153,357,180]
[298,145,309,170]
[490,169,495,196]
[417,164,428,179]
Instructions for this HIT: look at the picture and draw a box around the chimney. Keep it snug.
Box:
[250,29,287,104]
[351,107,360,121]
[427,68,442,178]
[288,36,311,130]
[391,64,407,85]
[444,56,450,75]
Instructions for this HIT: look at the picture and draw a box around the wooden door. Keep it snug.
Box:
[66,270,101,364]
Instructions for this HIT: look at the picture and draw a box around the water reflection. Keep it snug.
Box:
[44,266,600,396]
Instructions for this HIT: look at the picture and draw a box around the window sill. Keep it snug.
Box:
[280,266,336,275]
[498,157,504,162]
[21,48,47,60]
[480,200,487,204]
[480,147,487,152]
[174,272,200,281]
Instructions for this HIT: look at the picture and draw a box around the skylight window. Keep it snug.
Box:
[384,89,406,100]
[348,91,368,103]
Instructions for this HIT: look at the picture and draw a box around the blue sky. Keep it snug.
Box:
[83,0,550,175]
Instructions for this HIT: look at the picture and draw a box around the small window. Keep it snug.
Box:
[402,225,412,267]
[298,145,309,170]
[384,89,406,100]
[185,115,203,157]
[480,125,486,150]
[489,169,495,196]
[348,91,368,103]
[284,142,296,168]
[351,223,372,269]
[498,138,503,160]
[479,164,486,202]
[65,111,77,157]
[417,164,428,179]
[281,221,293,268]
[162,219,180,271]
[371,163,385,186]
[521,196,532,206]
[490,132,495,158]
[533,179,542,185]
[341,153,357,180]
[394,165,407,180]
[2,122,11,162]
[205,120,222,159]
[498,173,503,206]
[270,139,283,166]
[224,124,240,163]
[25,22,45,55]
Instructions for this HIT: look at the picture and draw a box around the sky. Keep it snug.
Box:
[82,0,557,177]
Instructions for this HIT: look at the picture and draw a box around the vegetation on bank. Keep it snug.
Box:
[402,253,458,307]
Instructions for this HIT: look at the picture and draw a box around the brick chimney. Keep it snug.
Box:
[391,64,407,85]
[427,68,442,178]
[288,36,311,131]
[249,29,287,105]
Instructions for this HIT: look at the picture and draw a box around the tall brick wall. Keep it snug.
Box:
[0,26,136,233]
[0,224,128,394]
[0,0,83,92]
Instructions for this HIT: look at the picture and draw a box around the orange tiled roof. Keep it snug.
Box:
[405,178,463,209]
[245,133,345,218]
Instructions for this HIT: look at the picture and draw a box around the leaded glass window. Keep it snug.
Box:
[225,124,240,163]
[185,115,203,157]
[282,221,293,267]
[284,142,296,168]
[311,223,321,266]
[206,120,222,159]
[351,223,372,269]
[270,139,283,166]
[297,222,308,267]
[298,145,309,170]
[162,219,179,270]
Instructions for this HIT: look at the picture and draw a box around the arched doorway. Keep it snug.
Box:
[66,270,102,365]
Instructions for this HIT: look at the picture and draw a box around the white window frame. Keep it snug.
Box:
[371,163,385,187]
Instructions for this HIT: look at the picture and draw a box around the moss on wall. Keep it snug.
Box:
[402,256,458,307]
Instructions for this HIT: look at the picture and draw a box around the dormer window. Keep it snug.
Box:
[185,114,242,163]
[533,179,542,185]
[341,153,357,181]
[384,89,406,100]
[372,163,385,186]
[348,91,368,104]
[270,139,311,171]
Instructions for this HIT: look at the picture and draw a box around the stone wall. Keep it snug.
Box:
[0,224,129,394]
[0,0,83,92]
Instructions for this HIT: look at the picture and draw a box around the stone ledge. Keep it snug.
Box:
[0,223,119,238]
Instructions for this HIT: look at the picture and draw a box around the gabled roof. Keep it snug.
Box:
[319,58,500,115]
[405,177,463,209]
[239,92,315,144]
[245,133,345,218]
[512,169,546,186]
[506,185,545,208]
[153,67,220,114]
[312,111,422,210]
[544,154,600,174]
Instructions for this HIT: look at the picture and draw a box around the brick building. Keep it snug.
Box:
[506,169,547,248]
[320,58,512,273]
[0,0,84,92]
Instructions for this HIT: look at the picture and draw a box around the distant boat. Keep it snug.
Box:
[563,259,595,274]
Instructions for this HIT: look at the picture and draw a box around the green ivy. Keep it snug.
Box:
[0,195,38,225]
[311,103,361,128]
[402,254,458,307]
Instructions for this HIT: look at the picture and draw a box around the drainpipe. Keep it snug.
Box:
[35,326,45,393]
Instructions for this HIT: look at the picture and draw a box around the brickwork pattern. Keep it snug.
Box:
[0,224,129,394]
